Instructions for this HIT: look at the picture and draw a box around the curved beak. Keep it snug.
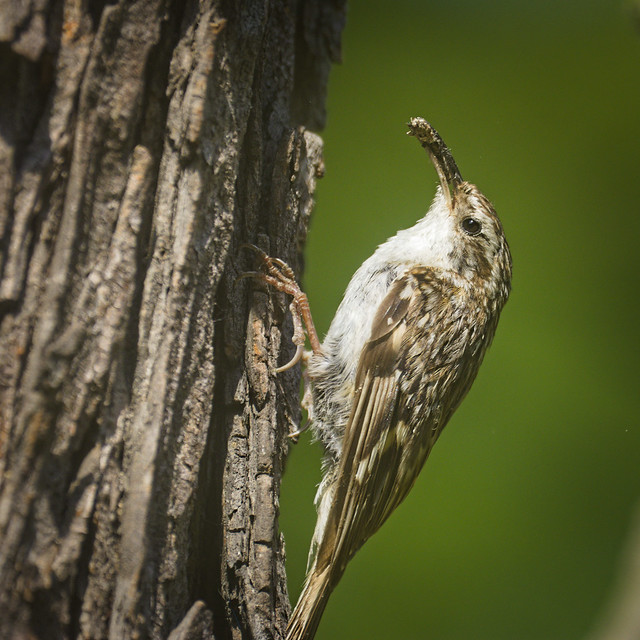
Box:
[407,117,463,211]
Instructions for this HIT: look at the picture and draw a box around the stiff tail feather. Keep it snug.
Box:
[286,564,333,640]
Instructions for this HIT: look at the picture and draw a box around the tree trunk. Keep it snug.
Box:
[0,1,345,638]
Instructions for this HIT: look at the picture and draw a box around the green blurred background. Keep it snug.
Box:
[279,1,640,638]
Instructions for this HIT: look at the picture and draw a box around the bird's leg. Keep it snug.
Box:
[242,244,322,373]
[287,351,316,440]
[279,296,306,373]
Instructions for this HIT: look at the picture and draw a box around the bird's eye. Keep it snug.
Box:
[461,217,482,236]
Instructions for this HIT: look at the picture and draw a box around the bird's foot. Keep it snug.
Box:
[241,244,322,372]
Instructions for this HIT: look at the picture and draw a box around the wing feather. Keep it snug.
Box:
[314,270,441,579]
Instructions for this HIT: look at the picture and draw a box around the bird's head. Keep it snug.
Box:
[407,117,512,300]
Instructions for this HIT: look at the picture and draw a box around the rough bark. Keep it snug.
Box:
[0,1,345,639]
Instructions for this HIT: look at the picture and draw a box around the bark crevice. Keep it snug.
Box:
[0,1,345,638]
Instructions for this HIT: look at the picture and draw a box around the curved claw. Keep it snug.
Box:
[288,421,310,441]
[240,245,322,380]
[240,242,266,255]
[235,270,262,285]
[275,343,304,373]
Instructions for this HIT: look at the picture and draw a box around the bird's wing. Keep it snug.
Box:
[314,267,448,578]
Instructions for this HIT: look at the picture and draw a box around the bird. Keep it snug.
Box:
[248,117,512,640]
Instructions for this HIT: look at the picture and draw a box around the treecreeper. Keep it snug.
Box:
[247,117,512,640]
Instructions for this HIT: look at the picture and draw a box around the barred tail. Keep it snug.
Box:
[286,564,333,640]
